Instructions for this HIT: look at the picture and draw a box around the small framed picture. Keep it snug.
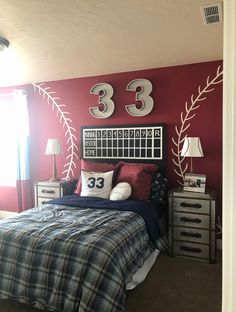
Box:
[183,173,206,193]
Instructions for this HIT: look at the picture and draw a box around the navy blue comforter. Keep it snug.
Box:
[49,195,163,245]
[0,196,163,311]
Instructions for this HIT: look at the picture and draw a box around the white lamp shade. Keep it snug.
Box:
[181,137,204,157]
[45,138,62,155]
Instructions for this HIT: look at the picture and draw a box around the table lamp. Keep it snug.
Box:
[181,137,204,173]
[45,138,62,181]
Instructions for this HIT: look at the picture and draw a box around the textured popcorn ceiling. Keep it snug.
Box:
[0,0,223,87]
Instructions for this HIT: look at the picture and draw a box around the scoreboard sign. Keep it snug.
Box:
[81,124,165,163]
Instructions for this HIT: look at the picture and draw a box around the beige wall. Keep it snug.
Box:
[222,1,236,311]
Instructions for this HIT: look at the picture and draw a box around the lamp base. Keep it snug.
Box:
[50,155,60,182]
[50,177,60,182]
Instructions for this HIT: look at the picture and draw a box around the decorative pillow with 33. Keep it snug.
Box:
[183,173,206,193]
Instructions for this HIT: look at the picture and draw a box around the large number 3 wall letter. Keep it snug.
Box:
[89,79,154,118]
[89,83,115,119]
[125,79,154,117]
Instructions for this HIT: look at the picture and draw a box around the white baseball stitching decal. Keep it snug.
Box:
[171,65,223,237]
[171,65,223,185]
[32,83,79,180]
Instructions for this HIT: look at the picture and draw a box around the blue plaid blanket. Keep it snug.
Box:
[0,198,160,311]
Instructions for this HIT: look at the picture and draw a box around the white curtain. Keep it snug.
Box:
[222,1,236,311]
[13,90,32,211]
[13,90,30,182]
[0,95,17,186]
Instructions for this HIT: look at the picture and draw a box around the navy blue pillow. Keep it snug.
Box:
[150,172,168,218]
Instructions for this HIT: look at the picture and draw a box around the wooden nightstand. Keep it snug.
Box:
[34,179,76,206]
[168,188,216,263]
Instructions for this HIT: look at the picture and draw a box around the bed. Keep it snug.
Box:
[0,124,168,312]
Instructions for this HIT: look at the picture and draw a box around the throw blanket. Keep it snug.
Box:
[0,197,161,312]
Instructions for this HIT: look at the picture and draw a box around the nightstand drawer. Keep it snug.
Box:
[173,197,210,214]
[173,227,209,244]
[37,197,52,206]
[173,212,209,229]
[37,186,61,198]
[173,241,209,260]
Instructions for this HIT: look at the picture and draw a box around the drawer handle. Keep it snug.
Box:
[42,189,55,194]
[180,246,202,253]
[180,231,202,239]
[180,216,202,224]
[180,202,202,209]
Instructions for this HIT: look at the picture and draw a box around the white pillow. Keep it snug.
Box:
[109,182,132,201]
[80,170,114,199]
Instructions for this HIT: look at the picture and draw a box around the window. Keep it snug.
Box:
[0,92,29,186]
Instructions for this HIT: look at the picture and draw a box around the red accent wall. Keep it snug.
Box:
[0,187,18,212]
[0,61,222,219]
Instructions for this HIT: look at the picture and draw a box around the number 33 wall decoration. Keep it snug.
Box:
[89,79,154,118]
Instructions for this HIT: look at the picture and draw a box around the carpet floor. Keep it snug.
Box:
[0,252,222,312]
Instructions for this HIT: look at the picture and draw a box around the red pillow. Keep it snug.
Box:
[115,162,158,201]
[74,159,117,195]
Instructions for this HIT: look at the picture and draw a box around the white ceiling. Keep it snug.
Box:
[0,0,223,87]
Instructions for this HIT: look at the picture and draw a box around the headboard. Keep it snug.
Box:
[81,124,166,171]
